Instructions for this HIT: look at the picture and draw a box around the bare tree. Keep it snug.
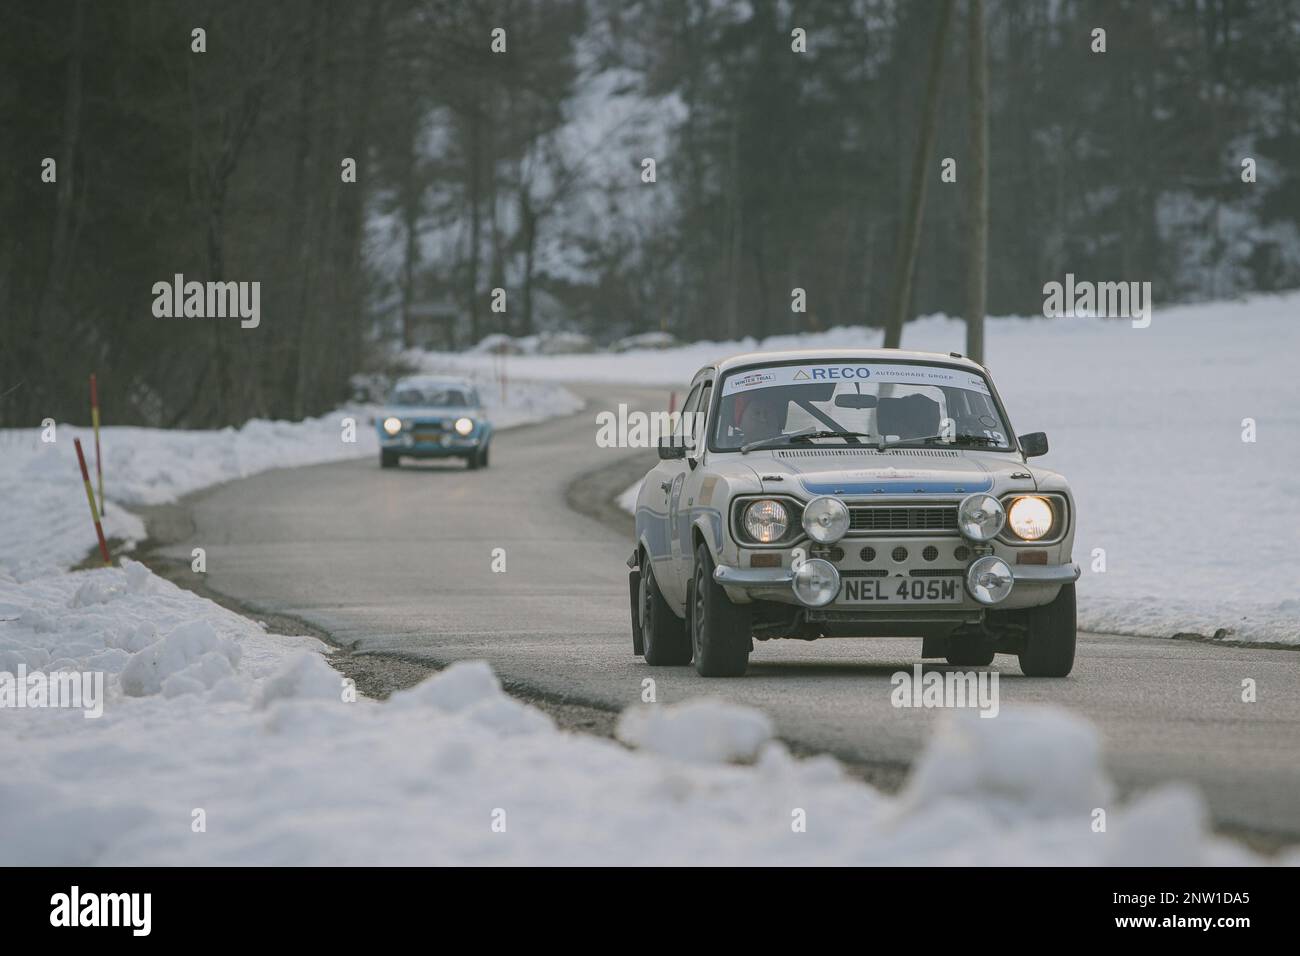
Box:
[965,0,989,364]
[882,0,955,350]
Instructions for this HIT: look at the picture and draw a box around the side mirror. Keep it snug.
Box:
[1018,432,1049,458]
[658,438,686,460]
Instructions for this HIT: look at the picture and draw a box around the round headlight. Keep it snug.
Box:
[1007,496,1053,541]
[382,416,402,436]
[454,416,474,436]
[792,558,840,607]
[957,493,1005,541]
[966,555,1014,605]
[743,499,788,544]
[802,496,850,544]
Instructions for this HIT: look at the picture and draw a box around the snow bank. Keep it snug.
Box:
[0,378,580,579]
[616,698,774,764]
[587,294,1300,644]
[1,560,1291,865]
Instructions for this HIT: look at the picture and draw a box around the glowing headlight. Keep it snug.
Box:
[743,499,788,544]
[1007,496,1054,541]
[957,493,1005,541]
[454,417,474,436]
[792,558,840,607]
[801,496,850,544]
[966,555,1014,605]
[382,416,402,436]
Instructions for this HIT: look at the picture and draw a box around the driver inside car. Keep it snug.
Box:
[734,390,788,444]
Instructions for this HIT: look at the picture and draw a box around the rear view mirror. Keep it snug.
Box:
[834,394,878,409]
[1018,432,1049,457]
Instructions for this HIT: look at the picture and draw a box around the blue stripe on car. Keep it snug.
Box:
[799,478,993,495]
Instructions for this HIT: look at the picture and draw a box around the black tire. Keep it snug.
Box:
[640,556,691,665]
[945,640,995,667]
[380,450,399,469]
[1018,583,1077,677]
[479,444,490,468]
[629,569,645,656]
[690,544,752,677]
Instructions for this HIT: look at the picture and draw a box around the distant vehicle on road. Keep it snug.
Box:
[376,375,492,470]
[629,349,1078,677]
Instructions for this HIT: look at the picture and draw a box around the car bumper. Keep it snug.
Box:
[380,435,483,456]
[713,562,1080,607]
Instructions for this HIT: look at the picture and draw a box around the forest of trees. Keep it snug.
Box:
[3,0,1298,428]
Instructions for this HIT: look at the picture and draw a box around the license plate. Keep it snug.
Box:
[838,577,961,604]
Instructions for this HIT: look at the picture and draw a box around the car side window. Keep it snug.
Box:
[674,384,703,448]
[687,384,711,453]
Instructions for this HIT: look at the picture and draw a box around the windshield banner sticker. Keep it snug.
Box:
[722,364,989,395]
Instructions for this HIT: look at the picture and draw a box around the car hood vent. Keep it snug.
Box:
[776,448,961,458]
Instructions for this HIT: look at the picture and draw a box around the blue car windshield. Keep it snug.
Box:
[389,386,475,407]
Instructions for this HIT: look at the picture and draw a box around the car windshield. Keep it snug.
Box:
[389,385,475,407]
[712,361,1012,451]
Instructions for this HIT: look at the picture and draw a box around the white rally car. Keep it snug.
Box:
[628,349,1079,678]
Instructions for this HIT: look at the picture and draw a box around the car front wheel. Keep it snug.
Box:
[1018,583,1076,677]
[641,556,691,665]
[380,450,398,469]
[690,543,752,677]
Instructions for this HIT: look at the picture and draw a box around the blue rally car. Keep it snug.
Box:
[376,375,493,469]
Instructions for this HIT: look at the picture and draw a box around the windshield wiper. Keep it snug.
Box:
[741,428,872,454]
[876,433,1002,451]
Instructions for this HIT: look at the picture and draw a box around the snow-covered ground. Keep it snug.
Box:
[1,559,1288,865]
[1,296,1295,865]
[0,378,581,581]
[496,294,1298,645]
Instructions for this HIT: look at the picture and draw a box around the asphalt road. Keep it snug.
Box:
[151,383,1300,843]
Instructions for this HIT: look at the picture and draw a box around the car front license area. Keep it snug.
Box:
[721,512,1079,614]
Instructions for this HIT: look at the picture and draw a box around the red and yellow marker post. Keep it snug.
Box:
[90,373,104,516]
[74,437,112,567]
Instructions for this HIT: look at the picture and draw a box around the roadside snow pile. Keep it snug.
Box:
[615,479,642,515]
[0,378,580,580]
[616,698,774,764]
[1,562,1291,865]
[589,293,1300,645]
[899,707,1111,820]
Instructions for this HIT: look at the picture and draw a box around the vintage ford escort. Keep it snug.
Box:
[376,375,493,469]
[628,349,1079,677]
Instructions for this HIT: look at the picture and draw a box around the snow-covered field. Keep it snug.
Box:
[1,560,1286,865]
[0,378,581,581]
[464,294,1298,645]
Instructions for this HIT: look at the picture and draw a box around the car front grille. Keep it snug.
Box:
[848,505,959,534]
[410,421,448,441]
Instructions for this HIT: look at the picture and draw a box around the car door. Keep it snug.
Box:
[668,381,711,604]
[665,382,707,600]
